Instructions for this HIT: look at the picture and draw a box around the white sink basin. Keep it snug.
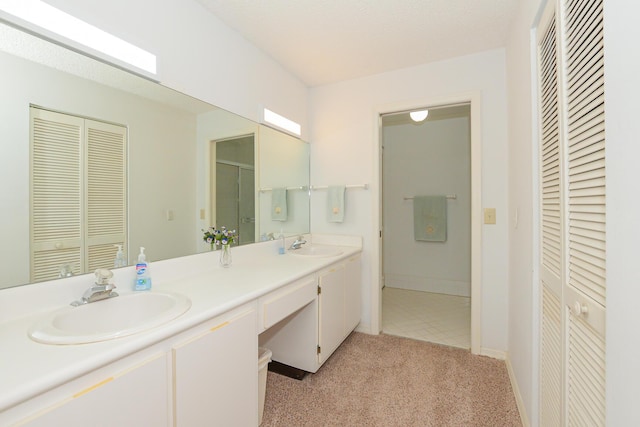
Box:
[29,291,191,345]
[290,245,343,258]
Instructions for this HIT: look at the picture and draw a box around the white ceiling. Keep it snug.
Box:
[196,0,519,87]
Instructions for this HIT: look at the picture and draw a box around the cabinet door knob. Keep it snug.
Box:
[572,301,588,316]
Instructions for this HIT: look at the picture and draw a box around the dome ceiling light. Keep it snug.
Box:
[409,110,429,122]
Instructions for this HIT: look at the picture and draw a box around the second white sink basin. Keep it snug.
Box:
[290,245,343,258]
[29,291,191,345]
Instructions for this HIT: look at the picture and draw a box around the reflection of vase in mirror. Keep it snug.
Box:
[214,135,255,246]
[219,244,232,267]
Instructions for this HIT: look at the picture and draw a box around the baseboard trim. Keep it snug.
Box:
[505,353,530,427]
[355,322,373,334]
[480,347,506,360]
[385,277,471,297]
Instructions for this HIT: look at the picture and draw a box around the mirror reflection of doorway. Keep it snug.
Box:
[213,135,255,246]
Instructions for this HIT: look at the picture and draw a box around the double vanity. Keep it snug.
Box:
[0,234,362,426]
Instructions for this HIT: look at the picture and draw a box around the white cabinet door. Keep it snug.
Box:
[18,353,169,427]
[344,255,361,334]
[173,306,257,427]
[318,264,346,364]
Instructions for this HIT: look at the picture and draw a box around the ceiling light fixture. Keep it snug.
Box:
[0,0,156,74]
[263,108,301,137]
[409,110,429,122]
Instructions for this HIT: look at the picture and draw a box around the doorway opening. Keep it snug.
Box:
[379,102,474,350]
[211,134,255,246]
[371,92,482,354]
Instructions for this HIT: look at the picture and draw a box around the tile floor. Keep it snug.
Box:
[382,287,471,349]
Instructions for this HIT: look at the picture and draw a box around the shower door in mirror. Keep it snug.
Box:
[214,133,256,246]
[215,164,255,246]
[238,168,256,245]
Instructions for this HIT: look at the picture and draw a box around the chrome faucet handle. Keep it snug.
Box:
[94,268,114,286]
[289,236,307,250]
[71,269,118,306]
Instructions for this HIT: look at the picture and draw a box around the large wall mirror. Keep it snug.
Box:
[0,23,310,290]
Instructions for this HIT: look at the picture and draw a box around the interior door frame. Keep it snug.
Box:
[372,92,482,355]
[209,133,256,239]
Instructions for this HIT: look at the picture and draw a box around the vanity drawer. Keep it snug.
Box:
[259,276,317,331]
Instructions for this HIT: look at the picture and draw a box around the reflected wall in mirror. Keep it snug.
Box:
[0,23,310,290]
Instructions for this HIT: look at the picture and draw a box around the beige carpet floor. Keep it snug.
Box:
[261,332,521,426]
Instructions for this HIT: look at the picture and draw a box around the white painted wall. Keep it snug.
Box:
[258,126,310,239]
[603,1,640,424]
[382,116,471,297]
[309,49,509,351]
[504,0,542,424]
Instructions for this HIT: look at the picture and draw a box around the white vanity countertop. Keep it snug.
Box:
[0,234,362,412]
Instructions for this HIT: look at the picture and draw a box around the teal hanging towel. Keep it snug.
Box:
[327,185,346,223]
[413,195,447,242]
[271,187,288,221]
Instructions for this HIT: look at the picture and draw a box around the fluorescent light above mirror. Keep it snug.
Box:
[263,108,301,137]
[0,0,156,74]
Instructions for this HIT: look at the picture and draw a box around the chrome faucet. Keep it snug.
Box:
[71,268,119,306]
[289,236,307,250]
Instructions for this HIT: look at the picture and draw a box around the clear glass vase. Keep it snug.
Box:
[219,244,232,267]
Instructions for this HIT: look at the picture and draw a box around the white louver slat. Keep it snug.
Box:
[30,109,83,281]
[537,4,564,425]
[539,15,562,287]
[32,248,81,282]
[85,120,127,270]
[565,0,606,309]
[88,242,125,272]
[567,310,606,426]
[562,0,606,424]
[541,286,563,426]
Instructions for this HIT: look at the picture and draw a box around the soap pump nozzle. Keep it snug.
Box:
[138,246,146,263]
[114,244,126,267]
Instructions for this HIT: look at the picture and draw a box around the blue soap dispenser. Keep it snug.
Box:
[134,247,152,291]
[279,229,285,254]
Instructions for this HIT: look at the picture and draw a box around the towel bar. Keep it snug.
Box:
[404,194,457,200]
[310,184,369,190]
[259,186,307,192]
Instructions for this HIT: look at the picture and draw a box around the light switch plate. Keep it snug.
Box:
[484,208,496,224]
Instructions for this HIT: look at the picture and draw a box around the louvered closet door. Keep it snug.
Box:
[537,3,564,425]
[85,119,127,271]
[30,108,83,281]
[563,0,606,424]
[537,0,606,424]
[31,108,127,281]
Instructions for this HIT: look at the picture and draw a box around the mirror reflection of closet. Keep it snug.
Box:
[213,135,256,246]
